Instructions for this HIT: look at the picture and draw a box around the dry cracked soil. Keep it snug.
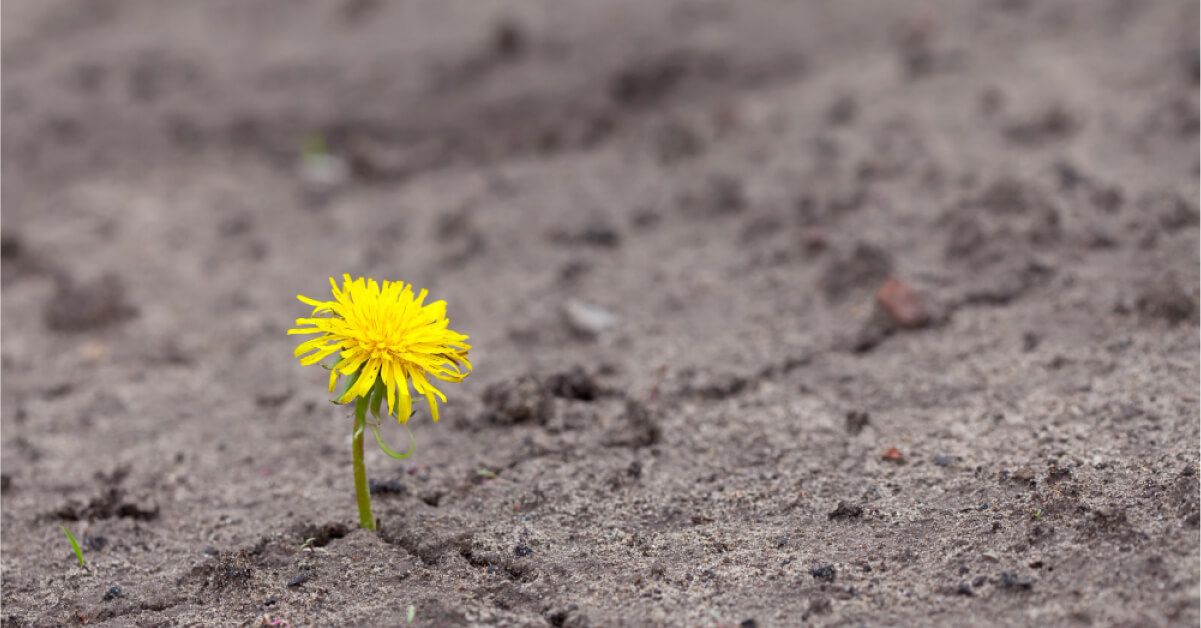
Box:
[2,0,1199,626]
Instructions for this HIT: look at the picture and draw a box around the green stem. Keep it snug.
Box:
[352,396,376,530]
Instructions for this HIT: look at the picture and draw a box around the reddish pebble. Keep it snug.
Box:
[876,278,930,329]
[881,446,905,463]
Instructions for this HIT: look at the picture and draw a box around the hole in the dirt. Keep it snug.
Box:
[296,522,349,547]
[458,547,531,582]
[545,366,603,401]
[478,367,610,426]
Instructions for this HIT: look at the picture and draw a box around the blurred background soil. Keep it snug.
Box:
[2,0,1198,625]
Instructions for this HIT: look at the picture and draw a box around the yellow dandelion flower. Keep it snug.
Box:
[288,274,472,423]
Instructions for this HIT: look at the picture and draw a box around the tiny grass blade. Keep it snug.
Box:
[60,526,85,567]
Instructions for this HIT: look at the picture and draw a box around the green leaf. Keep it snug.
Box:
[369,380,385,420]
[61,526,85,567]
[369,421,417,460]
[336,368,363,403]
[406,605,416,623]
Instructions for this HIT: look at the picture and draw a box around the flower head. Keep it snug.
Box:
[289,275,471,423]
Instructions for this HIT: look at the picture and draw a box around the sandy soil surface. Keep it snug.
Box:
[2,1,1199,625]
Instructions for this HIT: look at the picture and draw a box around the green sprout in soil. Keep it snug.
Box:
[476,467,497,480]
[301,133,329,160]
[61,526,86,567]
[289,275,472,530]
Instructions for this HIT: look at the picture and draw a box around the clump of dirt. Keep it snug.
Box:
[53,469,158,522]
[42,274,138,332]
[54,488,159,522]
[478,366,610,426]
[1134,277,1199,324]
[942,177,1062,268]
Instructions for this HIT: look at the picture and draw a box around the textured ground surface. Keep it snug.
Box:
[2,1,1199,626]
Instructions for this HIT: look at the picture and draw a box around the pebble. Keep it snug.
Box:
[299,153,349,189]
[368,478,407,495]
[933,454,956,467]
[287,573,309,587]
[810,564,837,582]
[562,299,619,337]
[1000,571,1034,590]
[103,585,123,601]
[876,278,930,328]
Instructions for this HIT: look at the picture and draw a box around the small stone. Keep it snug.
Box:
[809,564,836,582]
[287,573,309,587]
[956,582,974,596]
[562,299,619,337]
[740,620,758,628]
[514,544,534,557]
[102,585,123,601]
[368,478,407,495]
[881,447,905,463]
[876,278,930,329]
[933,453,956,467]
[299,153,349,190]
[1000,571,1034,590]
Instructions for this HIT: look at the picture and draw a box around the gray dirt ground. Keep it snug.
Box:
[2,0,1199,626]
